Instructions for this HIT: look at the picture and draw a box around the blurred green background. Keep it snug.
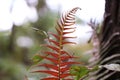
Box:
[0,0,96,80]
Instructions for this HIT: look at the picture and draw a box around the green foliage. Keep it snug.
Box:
[70,66,89,80]
[70,65,99,80]
[32,54,43,64]
[0,58,26,80]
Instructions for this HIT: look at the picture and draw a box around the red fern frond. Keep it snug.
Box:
[44,52,58,58]
[48,39,60,46]
[38,64,58,71]
[45,45,60,52]
[32,7,81,80]
[60,66,70,73]
[40,56,58,64]
[41,77,58,80]
[62,36,77,40]
[49,32,60,40]
[60,56,76,61]
[60,62,80,67]
[62,41,76,45]
[33,70,58,77]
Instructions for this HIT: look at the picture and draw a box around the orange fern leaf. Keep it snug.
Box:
[33,70,58,77]
[41,77,58,80]
[32,7,81,80]
[44,52,59,58]
[38,64,58,71]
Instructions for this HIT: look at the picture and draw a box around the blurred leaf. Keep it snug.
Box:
[32,54,43,64]
[32,27,49,39]
[70,65,99,80]
[99,64,120,71]
[70,66,89,80]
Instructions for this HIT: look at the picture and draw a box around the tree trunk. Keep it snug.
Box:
[95,0,120,80]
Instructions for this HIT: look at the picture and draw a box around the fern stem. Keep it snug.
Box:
[58,23,64,80]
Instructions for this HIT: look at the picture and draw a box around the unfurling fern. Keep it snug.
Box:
[32,7,81,80]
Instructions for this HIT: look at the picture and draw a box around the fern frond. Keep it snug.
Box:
[32,7,80,80]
